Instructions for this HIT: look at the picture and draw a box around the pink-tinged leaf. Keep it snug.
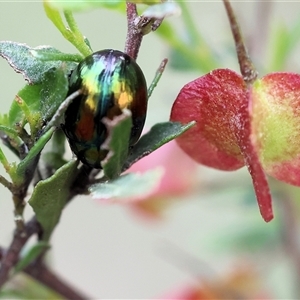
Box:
[128,140,197,197]
[170,69,273,222]
[251,73,300,186]
[170,69,246,170]
[126,140,198,219]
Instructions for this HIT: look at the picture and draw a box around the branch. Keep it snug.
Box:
[124,2,163,60]
[124,3,143,59]
[222,0,258,84]
[24,261,89,300]
[0,217,90,299]
[0,246,3,261]
[0,218,40,288]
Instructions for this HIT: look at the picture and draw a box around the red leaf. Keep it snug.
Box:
[170,69,273,222]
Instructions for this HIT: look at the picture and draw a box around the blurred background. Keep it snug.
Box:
[1,1,300,299]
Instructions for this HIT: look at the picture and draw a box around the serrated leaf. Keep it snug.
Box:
[101,110,132,179]
[90,168,164,202]
[0,41,76,84]
[4,67,68,138]
[123,121,195,171]
[14,242,50,273]
[28,159,78,241]
[40,67,69,122]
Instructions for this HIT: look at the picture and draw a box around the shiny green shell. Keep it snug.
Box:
[63,49,148,168]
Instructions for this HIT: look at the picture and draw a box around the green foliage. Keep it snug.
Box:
[90,168,164,201]
[16,128,54,181]
[14,242,50,273]
[43,3,93,56]
[2,0,300,299]
[0,1,217,297]
[28,159,79,241]
[123,121,196,171]
[0,42,76,84]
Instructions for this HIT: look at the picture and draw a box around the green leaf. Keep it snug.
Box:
[0,145,11,172]
[28,159,78,241]
[14,242,50,273]
[30,49,83,63]
[8,84,42,127]
[0,125,19,137]
[43,4,93,57]
[15,128,55,183]
[40,67,69,122]
[45,0,125,11]
[0,41,76,84]
[101,110,132,179]
[123,121,195,171]
[0,127,22,161]
[89,168,164,201]
[43,1,67,34]
[4,67,68,139]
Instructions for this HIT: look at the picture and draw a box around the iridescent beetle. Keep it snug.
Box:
[62,49,148,168]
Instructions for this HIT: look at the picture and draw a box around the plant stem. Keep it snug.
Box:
[0,247,3,261]
[0,218,40,288]
[0,147,10,173]
[43,2,91,58]
[24,261,89,300]
[222,0,258,84]
[63,10,92,57]
[124,3,143,59]
[0,174,13,191]
[147,58,168,99]
[0,217,89,299]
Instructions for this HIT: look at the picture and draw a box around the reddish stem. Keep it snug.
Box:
[0,218,39,287]
[24,261,89,300]
[124,3,143,59]
[223,0,258,84]
[0,217,89,299]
